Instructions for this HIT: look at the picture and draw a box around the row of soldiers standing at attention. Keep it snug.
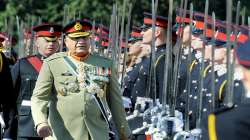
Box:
[0,3,250,140]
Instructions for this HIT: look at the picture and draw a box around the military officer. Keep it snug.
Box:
[201,38,250,140]
[6,23,62,140]
[31,19,133,140]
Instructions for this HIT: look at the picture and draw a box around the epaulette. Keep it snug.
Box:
[44,52,67,62]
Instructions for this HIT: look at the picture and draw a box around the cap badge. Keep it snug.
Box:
[50,27,54,33]
[74,22,82,31]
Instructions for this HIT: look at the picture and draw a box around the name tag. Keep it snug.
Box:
[21,100,31,106]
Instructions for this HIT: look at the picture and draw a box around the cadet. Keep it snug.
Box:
[8,23,62,140]
[122,26,144,105]
[202,38,250,140]
[139,12,169,102]
[31,20,133,140]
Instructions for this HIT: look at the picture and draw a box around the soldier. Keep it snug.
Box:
[0,34,16,139]
[139,12,169,101]
[8,23,62,140]
[201,38,250,140]
[31,20,133,140]
[122,27,144,104]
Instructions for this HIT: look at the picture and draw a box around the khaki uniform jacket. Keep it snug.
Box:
[31,52,131,140]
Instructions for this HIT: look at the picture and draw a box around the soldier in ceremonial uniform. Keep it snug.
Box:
[122,27,144,105]
[139,12,169,102]
[6,23,62,140]
[31,20,133,140]
[202,38,250,140]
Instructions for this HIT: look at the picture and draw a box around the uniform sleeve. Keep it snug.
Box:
[106,61,132,138]
[31,61,53,126]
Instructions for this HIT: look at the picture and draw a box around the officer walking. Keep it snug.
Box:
[31,19,133,140]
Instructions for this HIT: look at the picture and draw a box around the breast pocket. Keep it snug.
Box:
[21,75,38,98]
[54,75,79,95]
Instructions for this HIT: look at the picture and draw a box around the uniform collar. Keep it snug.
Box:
[156,44,166,52]
[37,53,47,60]
[68,52,90,61]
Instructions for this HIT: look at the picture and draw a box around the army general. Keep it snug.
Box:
[31,19,132,140]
